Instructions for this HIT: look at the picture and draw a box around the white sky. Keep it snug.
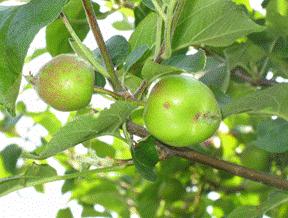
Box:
[0,0,266,218]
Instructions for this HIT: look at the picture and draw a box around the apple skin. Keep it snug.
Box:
[143,75,221,147]
[35,54,95,111]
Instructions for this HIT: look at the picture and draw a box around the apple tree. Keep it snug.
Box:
[0,0,288,217]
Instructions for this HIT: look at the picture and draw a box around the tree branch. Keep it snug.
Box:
[81,0,123,91]
[127,122,288,190]
[232,68,277,87]
[94,87,145,106]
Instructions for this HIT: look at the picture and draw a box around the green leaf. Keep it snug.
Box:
[94,35,130,67]
[26,101,136,159]
[28,111,62,135]
[200,57,230,93]
[84,139,116,158]
[0,164,57,197]
[134,2,153,26]
[228,192,288,218]
[0,144,22,174]
[56,208,73,218]
[82,205,112,218]
[221,84,288,120]
[25,48,48,63]
[46,0,89,56]
[163,50,206,73]
[76,179,130,218]
[136,183,160,218]
[124,45,150,72]
[142,0,155,10]
[0,0,67,114]
[112,19,134,31]
[0,164,121,197]
[132,136,159,181]
[254,118,288,153]
[266,0,288,36]
[224,40,266,73]
[172,0,264,50]
[141,58,182,81]
[129,12,157,50]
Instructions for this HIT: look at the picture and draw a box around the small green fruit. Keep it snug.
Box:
[144,75,221,147]
[158,179,185,201]
[35,54,95,111]
[240,146,270,171]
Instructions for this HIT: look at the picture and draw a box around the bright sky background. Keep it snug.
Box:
[0,1,266,218]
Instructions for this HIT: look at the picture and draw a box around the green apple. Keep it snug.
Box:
[35,54,95,111]
[144,75,221,147]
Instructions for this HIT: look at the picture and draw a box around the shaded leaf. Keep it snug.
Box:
[132,136,159,181]
[254,118,288,153]
[200,57,230,92]
[228,192,288,218]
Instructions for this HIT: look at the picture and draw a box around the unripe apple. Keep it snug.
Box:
[35,54,95,111]
[144,75,221,147]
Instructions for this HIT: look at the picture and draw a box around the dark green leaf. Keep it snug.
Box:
[254,118,288,153]
[142,0,155,10]
[124,45,150,72]
[200,57,230,93]
[134,2,153,26]
[0,0,67,114]
[132,136,159,181]
[94,35,130,67]
[163,50,206,73]
[0,144,22,174]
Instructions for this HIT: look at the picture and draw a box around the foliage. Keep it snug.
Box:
[0,0,288,217]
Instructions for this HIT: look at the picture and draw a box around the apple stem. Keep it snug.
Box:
[81,0,123,92]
